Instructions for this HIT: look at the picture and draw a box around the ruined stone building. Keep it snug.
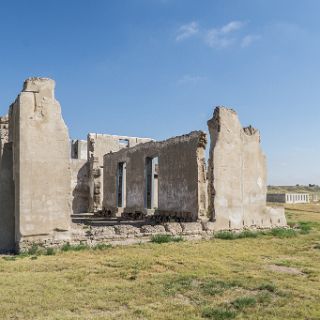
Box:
[0,78,286,253]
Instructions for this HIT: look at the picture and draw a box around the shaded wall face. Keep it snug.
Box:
[103,132,207,221]
[208,107,270,229]
[157,138,199,217]
[0,142,15,252]
[70,159,89,213]
[123,149,145,209]
[11,79,71,241]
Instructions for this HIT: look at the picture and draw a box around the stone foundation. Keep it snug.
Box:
[17,218,286,252]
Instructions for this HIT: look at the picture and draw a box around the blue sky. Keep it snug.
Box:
[0,0,320,185]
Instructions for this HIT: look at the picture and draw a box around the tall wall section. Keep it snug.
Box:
[207,106,286,230]
[10,78,72,248]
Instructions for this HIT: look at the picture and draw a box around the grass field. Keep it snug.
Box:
[0,207,319,320]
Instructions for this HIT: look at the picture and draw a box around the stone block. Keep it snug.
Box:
[114,225,141,236]
[181,222,203,234]
[164,223,183,235]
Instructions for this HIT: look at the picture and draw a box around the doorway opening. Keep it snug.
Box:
[117,162,126,208]
[145,156,159,209]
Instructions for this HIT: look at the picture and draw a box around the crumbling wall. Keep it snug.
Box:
[207,106,286,230]
[242,126,269,226]
[10,78,72,248]
[103,131,207,221]
[88,133,153,212]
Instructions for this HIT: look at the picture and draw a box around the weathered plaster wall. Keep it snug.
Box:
[0,142,15,252]
[207,107,286,230]
[10,78,72,246]
[103,131,207,221]
[242,125,269,226]
[88,133,153,212]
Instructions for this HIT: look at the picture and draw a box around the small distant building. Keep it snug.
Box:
[309,193,320,202]
[267,193,310,204]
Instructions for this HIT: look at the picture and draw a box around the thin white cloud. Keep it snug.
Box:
[176,20,250,49]
[176,20,260,49]
[220,21,245,34]
[241,34,261,48]
[177,74,206,85]
[176,21,199,41]
[205,29,235,48]
[204,20,245,49]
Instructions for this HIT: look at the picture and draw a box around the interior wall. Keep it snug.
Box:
[103,131,207,221]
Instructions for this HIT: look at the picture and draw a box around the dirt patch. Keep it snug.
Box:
[173,294,192,305]
[267,264,304,275]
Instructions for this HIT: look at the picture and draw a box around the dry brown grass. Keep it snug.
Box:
[0,208,319,319]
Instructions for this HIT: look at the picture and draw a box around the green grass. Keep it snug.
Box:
[163,275,195,294]
[297,221,314,234]
[270,227,298,238]
[0,206,319,319]
[27,244,40,255]
[150,234,184,243]
[231,296,257,309]
[61,243,90,252]
[1,243,113,260]
[45,248,56,256]
[257,282,277,293]
[200,279,234,296]
[215,227,302,240]
[202,307,236,319]
[214,230,259,240]
[92,243,112,250]
[214,231,238,240]
[256,291,273,304]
